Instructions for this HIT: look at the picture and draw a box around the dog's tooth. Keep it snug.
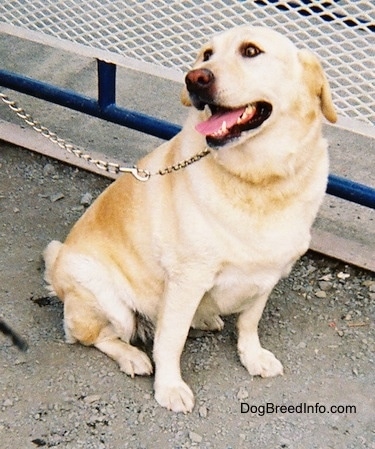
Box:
[210,121,228,138]
[239,111,248,122]
[238,104,256,124]
[245,104,256,115]
[239,111,249,123]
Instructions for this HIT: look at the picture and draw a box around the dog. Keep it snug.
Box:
[44,26,336,413]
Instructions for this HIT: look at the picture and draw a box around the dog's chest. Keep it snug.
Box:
[208,260,289,315]
[206,219,304,314]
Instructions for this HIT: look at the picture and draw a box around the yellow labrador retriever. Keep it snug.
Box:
[44,26,336,413]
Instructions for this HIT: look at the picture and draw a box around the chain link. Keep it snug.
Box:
[136,147,210,178]
[0,91,210,181]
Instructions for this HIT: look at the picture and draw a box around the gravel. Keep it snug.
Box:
[0,142,374,449]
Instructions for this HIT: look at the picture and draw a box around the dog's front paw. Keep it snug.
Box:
[155,380,194,413]
[240,348,283,378]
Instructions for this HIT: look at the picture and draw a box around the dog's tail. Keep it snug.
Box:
[43,240,63,296]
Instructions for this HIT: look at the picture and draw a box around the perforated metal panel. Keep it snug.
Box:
[1,1,374,125]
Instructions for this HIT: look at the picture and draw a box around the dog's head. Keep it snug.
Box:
[181,26,336,151]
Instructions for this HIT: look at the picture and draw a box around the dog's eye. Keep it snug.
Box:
[241,44,262,58]
[203,49,213,62]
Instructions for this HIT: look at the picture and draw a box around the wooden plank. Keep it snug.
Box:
[0,118,118,180]
[310,229,374,272]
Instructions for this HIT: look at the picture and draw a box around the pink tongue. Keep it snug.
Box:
[195,107,246,136]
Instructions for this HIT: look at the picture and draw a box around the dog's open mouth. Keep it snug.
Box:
[195,101,272,147]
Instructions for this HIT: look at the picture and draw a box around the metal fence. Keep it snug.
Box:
[1,0,374,125]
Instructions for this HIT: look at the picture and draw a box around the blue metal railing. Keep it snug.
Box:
[0,61,179,140]
[0,60,374,209]
[327,175,375,209]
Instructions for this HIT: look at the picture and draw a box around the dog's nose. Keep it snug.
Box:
[185,69,215,95]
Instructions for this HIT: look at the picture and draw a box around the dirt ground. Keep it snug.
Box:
[0,141,374,449]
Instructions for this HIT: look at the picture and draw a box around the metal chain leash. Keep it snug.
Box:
[0,91,210,181]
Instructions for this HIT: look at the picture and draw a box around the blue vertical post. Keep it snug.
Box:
[97,60,116,109]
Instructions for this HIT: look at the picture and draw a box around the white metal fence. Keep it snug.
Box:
[1,0,374,125]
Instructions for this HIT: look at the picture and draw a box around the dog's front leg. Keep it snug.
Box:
[153,275,210,413]
[237,292,284,378]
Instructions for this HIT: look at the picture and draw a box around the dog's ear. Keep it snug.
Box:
[298,49,337,123]
[180,85,192,107]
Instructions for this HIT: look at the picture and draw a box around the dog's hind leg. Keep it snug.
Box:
[191,293,224,332]
[63,289,153,377]
[95,336,153,378]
